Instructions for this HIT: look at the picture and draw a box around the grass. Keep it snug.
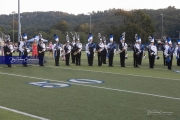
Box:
[0,51,180,120]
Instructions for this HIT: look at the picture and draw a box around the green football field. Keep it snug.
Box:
[0,51,180,120]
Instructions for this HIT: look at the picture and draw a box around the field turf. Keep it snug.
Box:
[0,51,180,120]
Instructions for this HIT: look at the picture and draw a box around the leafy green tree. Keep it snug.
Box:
[109,10,155,43]
[53,20,68,34]
[10,19,18,30]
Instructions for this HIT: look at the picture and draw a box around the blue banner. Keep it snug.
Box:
[0,56,39,64]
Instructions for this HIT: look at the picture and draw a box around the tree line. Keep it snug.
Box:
[0,6,179,44]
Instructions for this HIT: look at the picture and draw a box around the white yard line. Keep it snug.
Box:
[0,72,180,101]
[0,106,49,120]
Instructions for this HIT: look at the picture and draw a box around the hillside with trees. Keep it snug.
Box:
[0,6,179,44]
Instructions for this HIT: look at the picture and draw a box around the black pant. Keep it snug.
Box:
[38,53,44,66]
[108,53,114,66]
[177,58,180,66]
[120,51,125,66]
[134,52,139,67]
[167,56,173,69]
[55,56,60,66]
[98,52,103,66]
[71,53,76,63]
[138,52,143,65]
[19,51,21,57]
[76,52,81,65]
[88,52,94,66]
[87,53,90,65]
[149,55,155,68]
[65,53,70,65]
[102,50,107,64]
[5,55,12,67]
[163,53,167,66]
[22,55,28,66]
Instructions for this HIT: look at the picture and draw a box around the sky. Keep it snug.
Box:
[0,0,179,15]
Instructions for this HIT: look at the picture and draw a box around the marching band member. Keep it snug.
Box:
[4,38,13,67]
[138,37,144,65]
[162,36,168,66]
[148,36,157,68]
[86,37,90,65]
[102,37,107,64]
[18,35,24,57]
[107,34,116,67]
[53,34,62,66]
[70,33,76,64]
[64,34,71,66]
[74,34,82,66]
[133,34,141,68]
[61,42,66,61]
[96,33,104,66]
[175,40,180,66]
[164,38,175,70]
[22,33,29,67]
[38,34,46,66]
[119,32,127,67]
[174,43,178,66]
[86,33,96,66]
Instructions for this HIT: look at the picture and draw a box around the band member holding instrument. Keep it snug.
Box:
[38,34,46,66]
[96,33,104,66]
[22,33,29,67]
[147,36,157,68]
[102,37,107,64]
[18,35,24,57]
[64,33,71,66]
[164,38,175,70]
[4,39,12,67]
[133,34,141,68]
[74,35,82,66]
[174,43,178,66]
[107,34,116,67]
[70,32,76,64]
[53,34,62,66]
[175,40,180,66]
[61,42,66,61]
[162,36,168,66]
[138,38,144,65]
[18,35,23,57]
[86,33,96,66]
[119,32,127,67]
[86,37,91,65]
